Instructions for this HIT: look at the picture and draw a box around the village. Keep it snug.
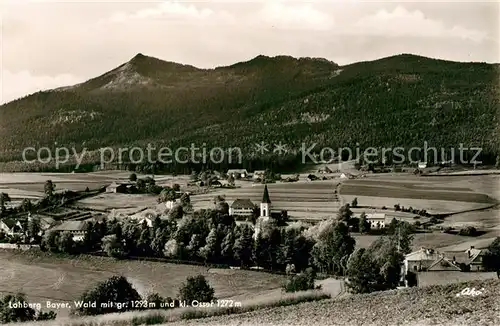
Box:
[0,163,498,294]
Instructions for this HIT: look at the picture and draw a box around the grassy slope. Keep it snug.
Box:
[168,279,500,326]
[20,279,499,326]
[0,250,286,318]
[0,54,498,163]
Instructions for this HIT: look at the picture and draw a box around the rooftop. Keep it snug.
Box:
[227,169,248,173]
[0,218,22,229]
[406,247,442,262]
[231,199,254,209]
[365,213,386,220]
[262,185,271,204]
[51,220,87,232]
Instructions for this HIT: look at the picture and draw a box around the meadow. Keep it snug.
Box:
[341,179,495,204]
[76,193,160,214]
[0,250,287,318]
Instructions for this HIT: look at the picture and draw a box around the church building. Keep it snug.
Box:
[254,185,281,238]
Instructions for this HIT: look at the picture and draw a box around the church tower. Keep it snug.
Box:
[260,184,271,219]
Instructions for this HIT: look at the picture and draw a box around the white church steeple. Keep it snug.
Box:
[260,184,271,219]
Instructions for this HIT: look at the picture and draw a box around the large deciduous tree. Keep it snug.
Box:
[311,220,355,275]
[178,275,215,305]
[73,276,141,316]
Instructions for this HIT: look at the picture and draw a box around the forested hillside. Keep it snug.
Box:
[0,53,498,171]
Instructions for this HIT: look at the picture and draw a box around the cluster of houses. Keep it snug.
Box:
[0,212,99,243]
[401,245,495,287]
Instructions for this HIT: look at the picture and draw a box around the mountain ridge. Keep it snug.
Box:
[0,53,498,170]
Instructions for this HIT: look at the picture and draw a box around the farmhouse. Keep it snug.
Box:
[129,210,161,227]
[252,170,265,179]
[134,216,155,227]
[227,169,248,179]
[365,213,387,228]
[50,221,87,242]
[340,172,355,179]
[106,182,128,193]
[317,165,336,174]
[402,246,493,287]
[444,247,486,272]
[306,174,318,181]
[211,180,222,188]
[466,247,485,271]
[426,256,461,272]
[165,199,177,210]
[32,214,57,232]
[418,162,428,169]
[0,218,25,236]
[229,199,255,217]
[404,248,442,273]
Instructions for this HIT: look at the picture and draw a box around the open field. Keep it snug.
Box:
[352,232,493,251]
[0,251,286,318]
[0,172,190,194]
[76,193,159,213]
[165,279,500,326]
[339,174,499,234]
[438,236,499,251]
[343,195,493,214]
[341,182,495,204]
[440,208,500,229]
[0,173,113,194]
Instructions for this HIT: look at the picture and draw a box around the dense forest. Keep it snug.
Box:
[0,53,498,172]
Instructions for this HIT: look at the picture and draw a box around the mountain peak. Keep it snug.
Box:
[128,53,153,64]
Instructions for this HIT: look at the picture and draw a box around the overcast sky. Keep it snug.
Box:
[1,0,499,104]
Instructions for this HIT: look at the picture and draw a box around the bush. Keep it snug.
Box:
[146,292,178,309]
[283,268,317,293]
[73,276,141,316]
[58,231,75,253]
[0,293,36,323]
[102,234,126,258]
[36,311,57,321]
[458,226,478,236]
[178,275,215,305]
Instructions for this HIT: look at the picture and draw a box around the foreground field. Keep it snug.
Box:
[0,251,286,318]
[167,279,500,326]
[27,279,499,326]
